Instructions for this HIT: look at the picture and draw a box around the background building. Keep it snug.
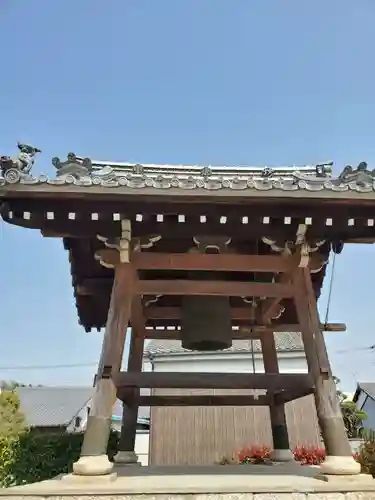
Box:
[145,332,321,465]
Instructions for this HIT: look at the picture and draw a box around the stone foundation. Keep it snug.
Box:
[0,464,374,500]
[1,493,375,499]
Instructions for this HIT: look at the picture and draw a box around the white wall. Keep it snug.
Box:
[152,351,308,374]
[135,431,149,465]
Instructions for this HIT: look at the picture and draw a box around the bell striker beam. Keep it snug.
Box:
[73,220,133,476]
[293,266,360,476]
[261,332,293,462]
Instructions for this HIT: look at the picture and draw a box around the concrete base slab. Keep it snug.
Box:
[315,472,373,483]
[0,464,374,498]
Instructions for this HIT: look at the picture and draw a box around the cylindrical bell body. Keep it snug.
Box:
[181,295,232,351]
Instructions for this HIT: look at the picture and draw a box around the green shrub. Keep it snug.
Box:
[0,428,119,487]
[358,429,375,476]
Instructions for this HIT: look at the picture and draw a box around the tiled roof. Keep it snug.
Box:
[16,386,150,427]
[354,383,375,401]
[16,386,92,427]
[3,153,375,194]
[144,332,303,357]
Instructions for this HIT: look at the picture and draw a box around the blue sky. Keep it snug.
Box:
[1,0,375,390]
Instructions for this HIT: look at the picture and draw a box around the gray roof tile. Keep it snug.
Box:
[16,386,92,427]
[144,332,303,357]
[16,386,150,427]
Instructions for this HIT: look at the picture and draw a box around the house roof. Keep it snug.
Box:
[353,383,375,402]
[144,332,304,358]
[16,386,150,427]
[16,386,93,427]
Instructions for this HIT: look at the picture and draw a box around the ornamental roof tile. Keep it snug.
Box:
[1,152,373,194]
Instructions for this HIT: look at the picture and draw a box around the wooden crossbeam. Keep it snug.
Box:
[274,387,315,405]
[141,325,344,340]
[135,280,293,298]
[113,372,313,390]
[132,253,293,273]
[77,279,293,298]
[120,394,270,406]
[145,306,254,321]
[143,326,293,340]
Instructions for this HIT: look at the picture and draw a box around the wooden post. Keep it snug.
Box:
[114,326,145,465]
[73,263,133,476]
[261,333,293,462]
[293,268,360,475]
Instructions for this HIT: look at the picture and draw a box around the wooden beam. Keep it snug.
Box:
[76,280,293,298]
[120,394,270,406]
[143,307,346,331]
[132,252,293,273]
[143,326,304,340]
[144,306,264,321]
[135,280,293,298]
[274,387,315,405]
[113,372,314,391]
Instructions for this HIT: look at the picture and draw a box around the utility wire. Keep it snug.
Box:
[0,362,97,371]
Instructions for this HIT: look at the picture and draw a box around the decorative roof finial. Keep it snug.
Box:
[0,142,41,183]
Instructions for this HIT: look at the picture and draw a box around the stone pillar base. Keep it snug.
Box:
[113,450,141,465]
[320,455,361,475]
[72,455,114,476]
[271,449,295,462]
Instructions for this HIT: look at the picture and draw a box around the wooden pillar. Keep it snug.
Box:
[293,267,360,475]
[261,333,293,461]
[114,326,145,465]
[73,263,133,476]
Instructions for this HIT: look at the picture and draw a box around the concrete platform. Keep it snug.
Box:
[0,464,374,499]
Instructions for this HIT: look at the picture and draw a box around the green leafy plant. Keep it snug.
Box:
[334,377,367,438]
[0,390,26,438]
[341,400,367,439]
[0,428,119,487]
[357,429,375,476]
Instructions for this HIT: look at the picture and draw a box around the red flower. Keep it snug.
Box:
[293,446,325,465]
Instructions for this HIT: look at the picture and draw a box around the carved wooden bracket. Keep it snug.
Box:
[262,224,326,270]
[95,227,161,269]
[193,235,231,253]
[97,219,132,264]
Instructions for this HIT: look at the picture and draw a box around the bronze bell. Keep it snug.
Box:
[181,295,233,351]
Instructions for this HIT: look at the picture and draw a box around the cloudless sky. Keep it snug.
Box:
[1,0,375,391]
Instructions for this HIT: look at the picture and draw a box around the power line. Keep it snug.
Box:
[335,345,375,354]
[0,362,97,371]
